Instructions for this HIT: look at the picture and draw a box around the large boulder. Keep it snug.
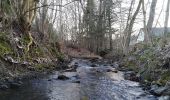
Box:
[57,75,69,80]
[151,84,170,96]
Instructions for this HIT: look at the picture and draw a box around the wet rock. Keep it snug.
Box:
[9,82,22,89]
[48,79,52,81]
[73,63,79,69]
[0,84,9,90]
[18,81,23,85]
[61,64,69,69]
[74,62,78,65]
[150,85,159,92]
[72,80,80,83]
[106,69,118,73]
[159,96,170,100]
[111,62,119,68]
[5,78,23,89]
[89,58,97,63]
[91,64,98,67]
[57,75,69,80]
[64,63,79,72]
[72,75,80,79]
[151,85,170,96]
[117,67,131,72]
[103,64,108,66]
[124,71,139,82]
[111,70,118,73]
[5,78,14,83]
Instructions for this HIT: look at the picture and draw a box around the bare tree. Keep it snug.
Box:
[123,0,143,54]
[164,0,170,37]
[145,0,158,45]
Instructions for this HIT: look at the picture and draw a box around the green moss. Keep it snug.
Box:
[29,46,44,58]
[57,53,65,61]
[34,63,54,72]
[35,47,44,56]
[49,45,64,61]
[34,64,45,71]
[21,34,45,59]
[158,71,170,85]
[0,32,13,56]
[21,34,30,46]
[125,60,138,72]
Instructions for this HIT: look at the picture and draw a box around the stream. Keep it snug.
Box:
[0,59,157,100]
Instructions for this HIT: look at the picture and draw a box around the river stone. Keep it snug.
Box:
[151,85,170,96]
[103,64,108,66]
[124,71,139,82]
[72,80,80,83]
[48,79,52,81]
[0,84,9,90]
[106,68,118,73]
[73,63,79,69]
[9,82,22,89]
[91,64,98,67]
[159,96,170,100]
[111,62,119,68]
[57,75,69,80]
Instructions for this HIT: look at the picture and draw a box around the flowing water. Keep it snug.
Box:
[0,59,157,100]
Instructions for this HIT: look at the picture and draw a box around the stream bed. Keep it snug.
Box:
[0,59,157,100]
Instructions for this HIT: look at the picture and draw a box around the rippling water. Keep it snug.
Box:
[0,59,157,100]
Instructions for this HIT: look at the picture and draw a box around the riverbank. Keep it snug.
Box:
[0,57,72,90]
[0,58,158,100]
[0,30,68,90]
[114,46,170,99]
[0,32,101,91]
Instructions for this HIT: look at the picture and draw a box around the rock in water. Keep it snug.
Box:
[72,80,80,83]
[57,75,69,80]
[9,82,22,89]
[151,85,170,96]
[159,96,170,100]
[0,85,9,90]
[91,64,98,67]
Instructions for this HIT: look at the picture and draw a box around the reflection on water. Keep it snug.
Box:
[0,59,157,100]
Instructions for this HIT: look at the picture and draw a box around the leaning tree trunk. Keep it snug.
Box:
[123,0,143,55]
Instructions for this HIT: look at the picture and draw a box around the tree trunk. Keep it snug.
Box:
[142,0,148,43]
[123,0,143,55]
[164,0,170,37]
[146,0,157,45]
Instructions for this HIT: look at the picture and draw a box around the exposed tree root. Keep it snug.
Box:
[26,32,33,53]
